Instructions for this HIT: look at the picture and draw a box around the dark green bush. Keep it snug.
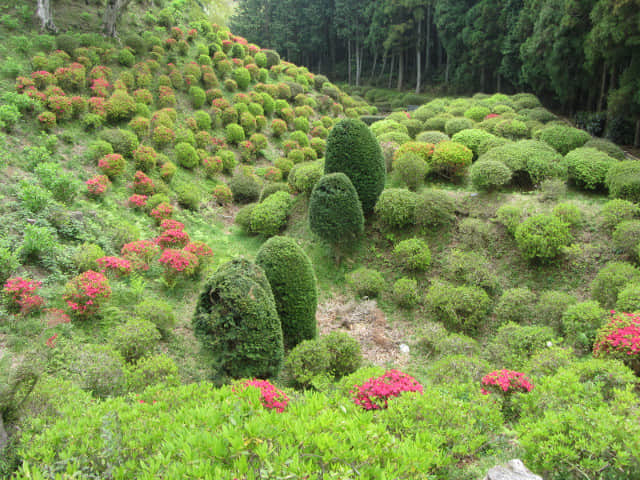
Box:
[591,261,640,309]
[392,277,420,308]
[99,128,139,158]
[111,319,161,363]
[534,124,591,155]
[284,339,331,389]
[565,147,617,190]
[425,280,491,334]
[494,288,538,325]
[584,137,626,161]
[605,160,640,202]
[612,220,640,259]
[229,174,261,204]
[392,152,429,191]
[392,238,431,272]
[535,290,577,333]
[487,322,556,369]
[443,249,501,296]
[600,199,639,230]
[256,236,317,349]
[514,214,572,261]
[469,160,512,191]
[615,283,640,313]
[374,188,418,229]
[309,173,364,253]
[319,331,361,378]
[561,301,607,354]
[414,189,456,229]
[324,118,385,214]
[249,191,292,237]
[347,267,385,298]
[192,258,284,379]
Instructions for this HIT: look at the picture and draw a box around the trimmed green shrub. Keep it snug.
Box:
[534,124,591,155]
[612,220,640,259]
[535,290,577,332]
[392,277,420,308]
[443,249,500,296]
[189,86,206,108]
[425,281,491,334]
[346,267,385,298]
[105,90,136,122]
[370,119,408,138]
[73,242,105,271]
[249,191,292,236]
[225,123,245,144]
[192,258,284,379]
[134,298,176,337]
[605,160,640,202]
[591,261,640,309]
[256,236,317,349]
[464,106,491,122]
[430,141,472,180]
[174,142,198,169]
[100,128,139,158]
[374,188,418,229]
[392,152,428,191]
[514,214,572,261]
[416,130,449,144]
[320,331,361,378]
[565,147,617,190]
[229,174,261,204]
[284,339,331,388]
[444,117,474,136]
[615,283,640,313]
[487,322,556,369]
[324,118,385,214]
[600,199,639,230]
[470,160,512,191]
[451,129,496,160]
[309,173,364,253]
[174,183,202,210]
[496,204,523,235]
[552,202,583,228]
[125,353,180,393]
[584,137,626,161]
[260,182,289,202]
[494,288,537,325]
[111,319,160,363]
[561,301,607,354]
[235,203,256,232]
[288,160,323,195]
[393,238,431,272]
[414,189,456,228]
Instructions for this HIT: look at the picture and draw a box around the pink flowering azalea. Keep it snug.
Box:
[594,312,640,374]
[480,370,533,396]
[3,277,44,315]
[63,270,111,318]
[351,370,423,410]
[96,256,132,277]
[236,379,289,413]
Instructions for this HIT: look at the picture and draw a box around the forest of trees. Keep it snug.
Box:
[231,0,640,144]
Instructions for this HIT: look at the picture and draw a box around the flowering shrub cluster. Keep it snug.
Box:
[44,308,71,327]
[98,153,126,178]
[96,256,132,277]
[351,370,423,410]
[481,370,533,396]
[128,194,148,208]
[237,379,289,413]
[160,219,185,231]
[37,111,56,130]
[86,175,111,196]
[63,270,111,317]
[90,78,111,97]
[3,277,44,315]
[132,171,155,195]
[121,240,160,271]
[594,312,640,373]
[150,202,173,223]
[158,249,198,284]
[156,229,190,249]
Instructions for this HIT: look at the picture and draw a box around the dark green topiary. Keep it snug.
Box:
[324,118,385,214]
[192,258,284,379]
[256,236,318,349]
[309,173,364,254]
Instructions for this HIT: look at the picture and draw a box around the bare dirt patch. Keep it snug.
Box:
[316,296,414,369]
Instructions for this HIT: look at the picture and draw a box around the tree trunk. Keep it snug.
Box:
[397,50,404,90]
[103,0,133,38]
[355,41,362,87]
[415,20,422,94]
[371,50,378,79]
[635,119,640,148]
[598,63,607,113]
[380,53,387,80]
[496,72,501,93]
[36,0,57,33]
[388,54,395,89]
[0,413,7,452]
[425,5,431,78]
[444,52,450,85]
[347,39,352,85]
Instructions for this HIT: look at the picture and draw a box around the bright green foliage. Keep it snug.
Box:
[584,138,626,161]
[444,117,474,136]
[73,242,105,272]
[256,236,317,349]
[430,141,472,180]
[514,214,572,261]
[470,160,512,191]
[225,122,246,144]
[111,319,161,363]
[552,202,582,227]
[392,277,420,308]
[496,204,523,235]
[534,125,590,155]
[615,283,640,313]
[451,128,496,160]
[565,147,617,190]
[320,331,361,378]
[612,220,640,259]
[288,160,323,195]
[426,281,492,334]
[125,353,180,393]
[100,128,139,158]
[392,152,429,191]
[605,161,640,202]
[324,118,385,214]
[591,261,640,309]
[494,288,537,325]
[487,322,556,369]
[0,247,19,285]
[393,238,431,273]
[284,339,331,388]
[309,173,364,252]
[347,267,385,298]
[535,290,577,333]
[188,86,206,108]
[249,191,292,236]
[174,142,198,169]
[105,90,136,122]
[192,258,284,379]
[416,130,449,144]
[134,298,176,337]
[600,199,639,230]
[443,249,501,296]
[414,189,456,228]
[464,106,490,122]
[374,188,418,229]
[561,301,607,355]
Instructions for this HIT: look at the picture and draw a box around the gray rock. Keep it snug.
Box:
[483,459,543,480]
[0,414,7,452]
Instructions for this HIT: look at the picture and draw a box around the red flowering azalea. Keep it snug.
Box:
[594,311,640,374]
[3,277,44,315]
[128,194,148,208]
[63,270,111,318]
[160,219,185,231]
[236,379,289,413]
[351,370,423,410]
[121,240,160,271]
[96,256,132,277]
[132,171,155,195]
[86,175,110,196]
[156,229,190,249]
[481,370,533,396]
[159,249,198,285]
[150,202,173,223]
[44,308,71,327]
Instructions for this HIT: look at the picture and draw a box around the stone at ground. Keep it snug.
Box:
[483,459,543,480]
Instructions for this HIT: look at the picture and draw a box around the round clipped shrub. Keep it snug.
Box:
[486,322,556,369]
[615,284,640,313]
[256,236,318,349]
[494,288,537,325]
[470,160,512,191]
[174,142,198,169]
[249,191,292,236]
[374,188,418,229]
[111,318,160,363]
[561,301,607,354]
[414,189,456,229]
[392,152,428,191]
[347,267,385,298]
[552,202,583,228]
[443,249,501,296]
[287,160,323,195]
[535,124,591,155]
[430,141,472,180]
[605,161,640,202]
[309,173,364,253]
[444,117,475,136]
[324,118,385,215]
[192,258,284,379]
[416,130,449,144]
[320,331,361,378]
[392,277,420,308]
[225,122,245,144]
[536,290,577,332]
[234,67,251,90]
[425,280,491,334]
[612,220,640,259]
[591,261,640,309]
[134,298,176,337]
[464,106,491,122]
[100,128,139,158]
[105,90,136,122]
[125,353,179,393]
[229,174,260,204]
[284,339,331,389]
[565,147,617,190]
[584,137,626,161]
[600,199,639,230]
[514,214,572,262]
[392,238,431,272]
[451,129,496,160]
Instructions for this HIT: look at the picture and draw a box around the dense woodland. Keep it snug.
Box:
[231,0,640,145]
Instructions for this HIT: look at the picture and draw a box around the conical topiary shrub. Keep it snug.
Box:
[256,236,318,349]
[324,118,386,215]
[192,258,284,379]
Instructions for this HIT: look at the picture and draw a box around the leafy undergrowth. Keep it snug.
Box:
[1,2,640,480]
